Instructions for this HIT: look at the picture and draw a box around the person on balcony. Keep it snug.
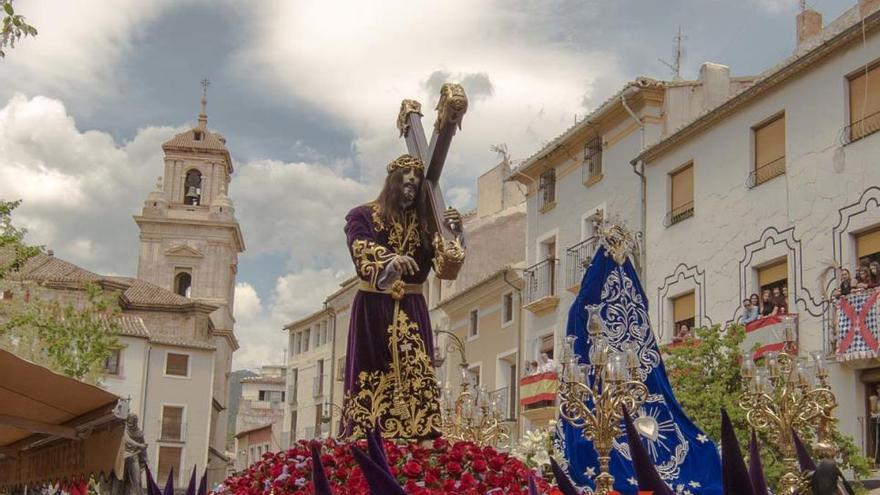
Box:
[856,264,873,291]
[741,298,759,325]
[834,268,852,298]
[538,353,558,374]
[760,289,775,317]
[870,261,880,288]
[772,286,788,315]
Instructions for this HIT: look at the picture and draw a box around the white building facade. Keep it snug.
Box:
[637,1,880,458]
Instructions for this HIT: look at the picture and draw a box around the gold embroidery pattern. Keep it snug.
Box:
[367,203,422,257]
[351,239,396,289]
[342,309,441,440]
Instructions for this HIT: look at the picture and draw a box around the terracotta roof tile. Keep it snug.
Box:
[10,253,101,284]
[162,127,228,153]
[107,276,196,308]
[148,336,216,350]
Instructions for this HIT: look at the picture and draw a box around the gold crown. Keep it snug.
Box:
[386,154,424,174]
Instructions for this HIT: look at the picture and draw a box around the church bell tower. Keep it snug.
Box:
[134,81,245,329]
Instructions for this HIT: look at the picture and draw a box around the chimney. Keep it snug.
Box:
[861,0,880,18]
[699,62,731,111]
[796,9,823,49]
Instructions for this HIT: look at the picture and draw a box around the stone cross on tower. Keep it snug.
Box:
[199,77,210,128]
[396,83,468,279]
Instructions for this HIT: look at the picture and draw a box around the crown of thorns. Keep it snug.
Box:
[386,154,424,174]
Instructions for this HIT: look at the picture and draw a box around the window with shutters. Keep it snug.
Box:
[303,329,310,352]
[103,349,121,375]
[538,169,556,213]
[671,292,695,340]
[157,446,182,484]
[467,364,481,387]
[468,309,479,340]
[849,63,880,142]
[667,163,694,226]
[502,292,514,326]
[164,352,189,378]
[539,333,555,360]
[857,227,880,265]
[751,113,786,187]
[582,137,603,186]
[160,405,185,441]
[758,260,788,295]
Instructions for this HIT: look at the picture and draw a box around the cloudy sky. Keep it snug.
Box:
[0,0,856,368]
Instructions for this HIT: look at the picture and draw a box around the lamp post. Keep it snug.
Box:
[434,329,512,448]
[557,304,649,495]
[739,315,838,494]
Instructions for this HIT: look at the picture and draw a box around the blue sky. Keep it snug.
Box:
[0,0,855,368]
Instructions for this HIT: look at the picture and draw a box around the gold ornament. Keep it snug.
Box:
[386,154,425,174]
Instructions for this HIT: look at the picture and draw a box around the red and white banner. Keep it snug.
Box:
[836,289,880,361]
[744,314,797,359]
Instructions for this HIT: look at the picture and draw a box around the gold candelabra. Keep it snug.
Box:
[558,304,648,495]
[434,329,512,448]
[739,315,838,495]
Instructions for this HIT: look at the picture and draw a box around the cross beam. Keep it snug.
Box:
[397,84,468,254]
[0,413,81,440]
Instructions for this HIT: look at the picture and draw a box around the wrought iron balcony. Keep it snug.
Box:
[844,109,880,145]
[663,201,694,227]
[747,156,786,188]
[524,258,557,306]
[565,237,597,289]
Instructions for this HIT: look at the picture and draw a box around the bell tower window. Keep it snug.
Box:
[184,169,202,205]
[174,272,192,298]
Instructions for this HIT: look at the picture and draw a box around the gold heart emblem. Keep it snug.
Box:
[634,415,659,442]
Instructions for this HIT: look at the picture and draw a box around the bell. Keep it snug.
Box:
[185,186,200,204]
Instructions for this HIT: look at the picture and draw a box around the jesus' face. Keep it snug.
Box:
[400,167,421,209]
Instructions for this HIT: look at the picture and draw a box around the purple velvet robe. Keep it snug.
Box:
[339,203,442,440]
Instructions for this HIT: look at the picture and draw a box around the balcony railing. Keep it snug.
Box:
[519,372,557,410]
[844,109,880,144]
[524,258,557,305]
[664,201,694,227]
[582,156,602,184]
[747,156,785,188]
[489,386,517,421]
[828,288,880,362]
[565,237,597,288]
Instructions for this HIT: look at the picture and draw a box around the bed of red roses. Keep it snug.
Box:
[213,437,564,495]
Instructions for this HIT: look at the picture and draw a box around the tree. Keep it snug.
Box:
[0,0,37,58]
[0,200,119,385]
[664,324,870,488]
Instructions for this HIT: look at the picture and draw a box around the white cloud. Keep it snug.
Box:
[232,0,625,186]
[1,0,178,104]
[0,94,365,369]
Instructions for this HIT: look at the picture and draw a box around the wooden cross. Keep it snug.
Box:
[396,84,468,279]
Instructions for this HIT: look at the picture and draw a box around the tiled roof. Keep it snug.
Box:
[148,335,217,350]
[116,315,149,338]
[107,276,201,309]
[7,252,101,284]
[162,127,228,153]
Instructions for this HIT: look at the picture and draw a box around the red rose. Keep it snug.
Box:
[445,461,463,475]
[460,473,477,489]
[472,459,488,473]
[403,460,424,477]
[488,455,505,471]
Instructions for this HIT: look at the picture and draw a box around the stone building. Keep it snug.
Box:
[635,0,880,460]
[283,306,334,443]
[233,366,286,471]
[0,93,243,487]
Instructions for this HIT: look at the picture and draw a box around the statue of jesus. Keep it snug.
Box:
[340,154,463,441]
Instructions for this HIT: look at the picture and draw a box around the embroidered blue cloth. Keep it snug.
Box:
[556,245,722,494]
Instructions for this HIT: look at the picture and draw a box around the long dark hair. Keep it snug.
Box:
[373,168,432,247]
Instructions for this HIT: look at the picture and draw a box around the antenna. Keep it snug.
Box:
[658,25,687,81]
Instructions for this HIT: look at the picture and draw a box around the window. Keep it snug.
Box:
[289,410,298,443]
[672,292,696,340]
[752,114,786,186]
[184,169,202,205]
[1,290,12,300]
[160,406,184,441]
[758,260,788,295]
[849,63,880,142]
[583,137,603,184]
[467,364,481,387]
[289,368,298,403]
[468,309,479,339]
[314,403,323,435]
[538,169,556,212]
[103,349,121,375]
[293,332,301,355]
[502,293,514,326]
[249,446,256,464]
[303,329,310,352]
[157,446,182,483]
[316,359,325,395]
[174,271,192,298]
[668,163,694,225]
[259,390,284,402]
[539,334,554,360]
[336,356,346,381]
[857,228,880,265]
[165,353,189,377]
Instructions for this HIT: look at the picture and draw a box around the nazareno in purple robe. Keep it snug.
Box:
[339,203,442,440]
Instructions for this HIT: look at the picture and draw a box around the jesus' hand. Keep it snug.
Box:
[391,255,419,277]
